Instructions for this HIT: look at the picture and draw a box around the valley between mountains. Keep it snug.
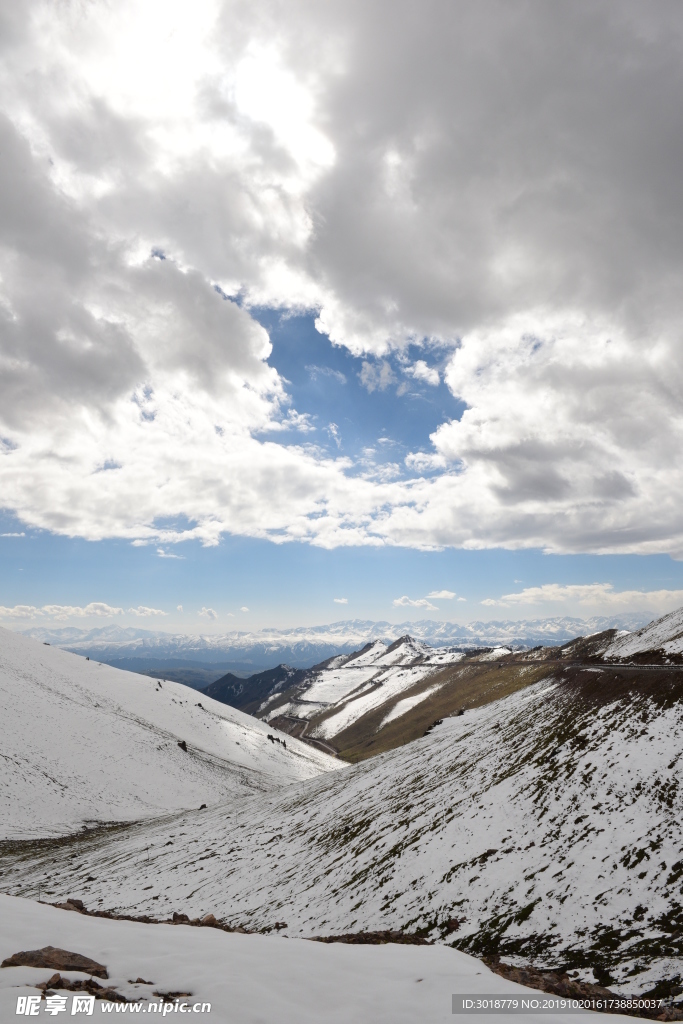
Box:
[1,612,683,1012]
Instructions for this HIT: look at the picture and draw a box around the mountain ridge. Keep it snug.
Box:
[20,613,652,671]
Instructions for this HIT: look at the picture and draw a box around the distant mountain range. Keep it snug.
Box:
[20,613,652,673]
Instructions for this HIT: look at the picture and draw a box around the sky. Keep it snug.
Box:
[2,0,683,632]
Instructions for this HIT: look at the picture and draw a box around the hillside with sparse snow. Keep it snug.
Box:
[0,628,341,840]
[602,607,683,662]
[261,637,458,735]
[245,637,546,760]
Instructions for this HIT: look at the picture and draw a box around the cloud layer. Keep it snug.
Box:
[0,603,167,620]
[482,584,683,614]
[2,1,683,554]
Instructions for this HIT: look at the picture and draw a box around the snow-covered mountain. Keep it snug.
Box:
[249,636,531,759]
[602,605,683,661]
[0,627,340,840]
[20,613,651,670]
[5,663,682,997]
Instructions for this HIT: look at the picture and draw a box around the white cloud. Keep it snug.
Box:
[128,605,167,616]
[1,532,25,537]
[0,602,124,620]
[199,607,218,620]
[403,452,446,474]
[482,583,683,614]
[405,361,440,386]
[157,548,184,559]
[393,595,438,611]
[1,3,683,558]
[426,590,455,600]
[326,423,342,449]
[177,604,183,612]
[0,605,41,620]
[333,597,348,604]
[240,606,249,612]
[359,361,396,393]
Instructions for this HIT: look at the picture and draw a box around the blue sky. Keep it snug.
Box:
[3,309,683,633]
[3,507,683,631]
[253,310,462,472]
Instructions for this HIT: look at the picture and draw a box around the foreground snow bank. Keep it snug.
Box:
[0,896,614,1023]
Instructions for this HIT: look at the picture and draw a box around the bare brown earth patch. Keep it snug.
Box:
[485,958,683,1021]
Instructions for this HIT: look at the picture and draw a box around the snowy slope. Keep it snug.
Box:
[603,605,683,660]
[0,628,341,839]
[6,667,682,995]
[262,636,465,741]
[0,897,602,1024]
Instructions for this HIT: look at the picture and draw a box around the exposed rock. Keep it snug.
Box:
[35,973,131,1003]
[154,990,193,1003]
[312,930,432,946]
[1,946,108,978]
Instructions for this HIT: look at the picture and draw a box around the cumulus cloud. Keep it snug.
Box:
[405,361,440,387]
[199,607,218,620]
[1,1,683,557]
[482,583,683,614]
[0,602,124,620]
[393,595,438,611]
[240,606,249,612]
[128,606,167,616]
[426,590,455,600]
[333,597,348,604]
[0,606,41,620]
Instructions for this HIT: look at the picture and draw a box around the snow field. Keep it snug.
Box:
[0,895,612,1024]
[379,685,442,728]
[310,664,446,739]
